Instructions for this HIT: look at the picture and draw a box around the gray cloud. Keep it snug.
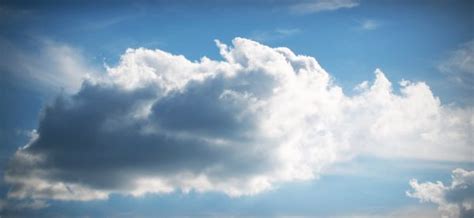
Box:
[6,80,272,199]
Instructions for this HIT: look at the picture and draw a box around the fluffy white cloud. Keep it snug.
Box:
[5,38,473,202]
[290,0,359,14]
[407,168,474,218]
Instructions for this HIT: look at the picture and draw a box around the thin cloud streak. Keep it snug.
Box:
[290,0,360,14]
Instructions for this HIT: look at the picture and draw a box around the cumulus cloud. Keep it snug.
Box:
[290,0,359,14]
[438,40,474,89]
[407,168,474,218]
[4,38,473,202]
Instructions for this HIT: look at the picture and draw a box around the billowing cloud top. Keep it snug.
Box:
[5,38,473,201]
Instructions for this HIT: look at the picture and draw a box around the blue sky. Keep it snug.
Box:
[0,0,473,217]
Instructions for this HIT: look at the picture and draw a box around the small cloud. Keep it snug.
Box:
[407,168,474,218]
[438,40,474,89]
[250,28,301,42]
[290,0,360,14]
[78,16,132,31]
[275,28,301,36]
[360,19,378,30]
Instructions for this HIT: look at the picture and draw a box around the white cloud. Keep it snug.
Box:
[249,28,301,42]
[407,168,474,218]
[5,38,473,202]
[360,19,378,30]
[438,40,474,88]
[290,0,359,14]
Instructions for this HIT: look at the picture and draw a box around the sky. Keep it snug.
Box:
[0,0,473,217]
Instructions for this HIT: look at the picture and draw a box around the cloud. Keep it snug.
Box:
[407,168,474,218]
[0,38,97,94]
[438,40,474,89]
[0,198,48,213]
[360,19,378,30]
[4,38,473,202]
[340,206,439,218]
[290,0,359,14]
[249,28,301,42]
[275,28,301,36]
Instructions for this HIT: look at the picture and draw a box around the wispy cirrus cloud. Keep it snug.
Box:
[438,40,474,89]
[249,28,301,42]
[290,0,360,14]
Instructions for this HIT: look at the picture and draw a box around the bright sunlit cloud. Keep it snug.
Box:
[5,38,473,203]
[1,1,472,217]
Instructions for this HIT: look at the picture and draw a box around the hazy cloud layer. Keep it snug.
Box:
[407,168,474,218]
[5,38,473,202]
